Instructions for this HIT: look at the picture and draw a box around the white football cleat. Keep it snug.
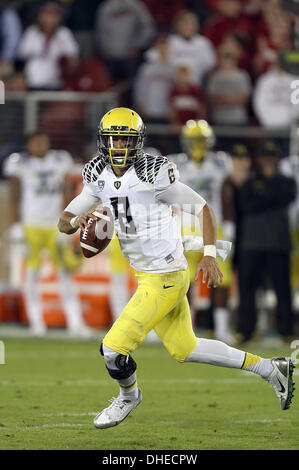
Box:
[94,389,142,429]
[267,357,295,410]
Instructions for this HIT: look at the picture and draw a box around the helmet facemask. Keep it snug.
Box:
[99,132,143,167]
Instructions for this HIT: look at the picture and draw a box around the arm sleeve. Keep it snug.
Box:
[63,184,101,215]
[156,180,207,215]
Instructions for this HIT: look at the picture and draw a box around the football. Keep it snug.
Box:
[80,206,114,258]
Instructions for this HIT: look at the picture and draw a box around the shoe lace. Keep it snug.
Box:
[108,396,130,410]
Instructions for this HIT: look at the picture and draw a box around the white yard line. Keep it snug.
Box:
[40,412,97,417]
[0,377,260,387]
[231,419,291,424]
[16,423,90,429]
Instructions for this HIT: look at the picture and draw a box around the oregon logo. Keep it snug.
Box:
[114,181,121,190]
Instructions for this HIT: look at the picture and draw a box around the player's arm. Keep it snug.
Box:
[155,173,223,287]
[58,186,102,234]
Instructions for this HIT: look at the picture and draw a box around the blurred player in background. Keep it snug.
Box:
[4,131,88,337]
[169,120,233,342]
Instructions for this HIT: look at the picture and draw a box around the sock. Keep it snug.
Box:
[118,372,139,401]
[185,337,245,368]
[58,269,84,330]
[102,345,139,401]
[24,268,45,329]
[242,352,274,380]
[214,308,230,339]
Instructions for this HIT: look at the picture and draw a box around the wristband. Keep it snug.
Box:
[204,244,216,258]
[70,216,79,229]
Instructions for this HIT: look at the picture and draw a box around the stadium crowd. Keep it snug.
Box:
[0,0,298,345]
[0,0,297,132]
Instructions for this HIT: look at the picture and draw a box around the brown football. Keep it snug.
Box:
[80,206,114,258]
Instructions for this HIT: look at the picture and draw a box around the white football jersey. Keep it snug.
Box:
[79,153,188,273]
[279,155,299,228]
[4,150,73,227]
[169,151,232,229]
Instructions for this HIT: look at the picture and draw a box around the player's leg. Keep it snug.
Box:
[155,294,295,410]
[94,269,190,428]
[47,228,88,335]
[23,227,46,336]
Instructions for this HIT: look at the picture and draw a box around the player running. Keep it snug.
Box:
[58,107,295,429]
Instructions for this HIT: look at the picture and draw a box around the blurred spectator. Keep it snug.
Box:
[95,0,155,83]
[0,2,22,77]
[167,9,217,85]
[133,34,174,123]
[168,62,206,133]
[207,46,251,126]
[252,0,294,77]
[187,0,215,24]
[66,0,103,30]
[61,57,112,92]
[253,59,296,140]
[3,131,89,337]
[141,0,186,32]
[235,141,297,344]
[18,2,79,90]
[219,33,250,72]
[202,0,254,50]
[65,0,104,58]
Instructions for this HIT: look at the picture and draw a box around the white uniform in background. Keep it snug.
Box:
[170,151,232,233]
[4,150,87,337]
[168,150,233,341]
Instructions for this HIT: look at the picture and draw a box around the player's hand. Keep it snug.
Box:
[76,203,103,230]
[195,256,223,288]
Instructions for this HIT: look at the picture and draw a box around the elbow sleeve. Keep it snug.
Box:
[155,181,206,215]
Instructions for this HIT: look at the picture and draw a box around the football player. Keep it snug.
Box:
[58,108,295,428]
[4,131,87,337]
[170,120,234,342]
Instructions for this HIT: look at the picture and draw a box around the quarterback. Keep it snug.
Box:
[58,108,295,428]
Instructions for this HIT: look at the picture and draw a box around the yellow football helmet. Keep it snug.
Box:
[181,120,215,163]
[97,107,146,167]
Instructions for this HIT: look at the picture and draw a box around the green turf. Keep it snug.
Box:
[0,338,298,450]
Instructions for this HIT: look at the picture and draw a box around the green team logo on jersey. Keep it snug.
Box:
[114,181,121,190]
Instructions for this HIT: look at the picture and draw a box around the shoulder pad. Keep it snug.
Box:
[134,153,169,184]
[82,154,106,184]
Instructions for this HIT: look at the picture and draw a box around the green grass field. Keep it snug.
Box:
[0,337,298,450]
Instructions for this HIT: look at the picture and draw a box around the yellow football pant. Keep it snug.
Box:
[103,269,198,362]
[24,226,62,270]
